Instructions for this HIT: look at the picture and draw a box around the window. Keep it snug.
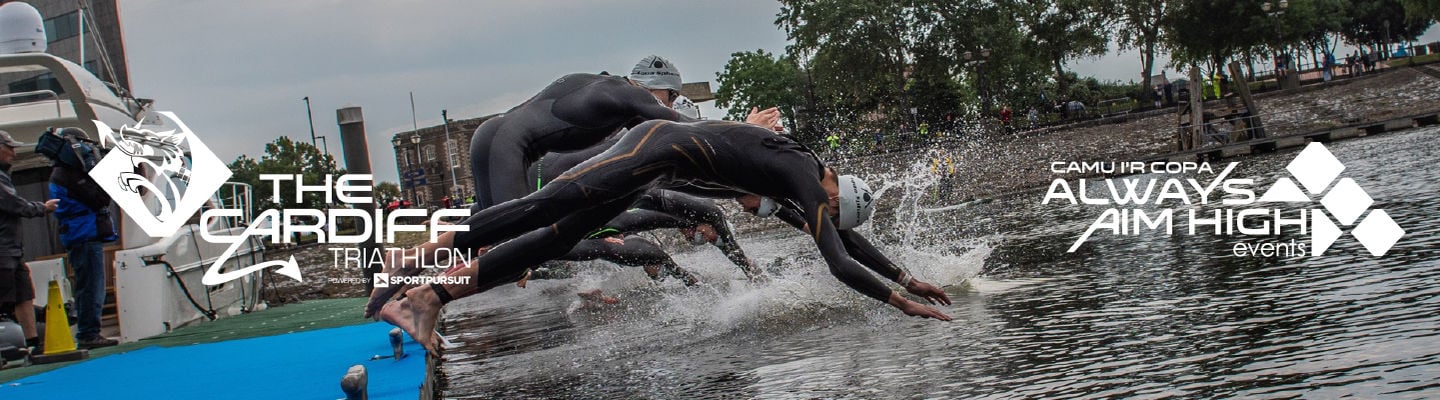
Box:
[44,12,80,43]
[7,73,63,104]
[424,145,436,162]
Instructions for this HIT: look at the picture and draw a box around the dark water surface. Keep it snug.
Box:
[439,127,1439,399]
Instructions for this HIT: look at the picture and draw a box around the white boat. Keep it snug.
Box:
[1,4,267,343]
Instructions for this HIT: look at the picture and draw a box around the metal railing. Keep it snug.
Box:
[0,89,63,117]
[1176,89,1422,150]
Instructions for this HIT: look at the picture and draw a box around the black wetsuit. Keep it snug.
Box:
[454,120,898,303]
[771,208,909,284]
[531,141,761,277]
[468,73,690,211]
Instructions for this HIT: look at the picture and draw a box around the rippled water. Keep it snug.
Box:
[439,127,1440,399]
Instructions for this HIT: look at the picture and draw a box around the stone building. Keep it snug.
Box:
[391,114,497,207]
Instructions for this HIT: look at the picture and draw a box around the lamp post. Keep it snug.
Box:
[303,96,317,148]
[442,110,460,202]
[391,136,405,205]
[315,135,330,157]
[1263,1,1291,89]
[410,133,422,206]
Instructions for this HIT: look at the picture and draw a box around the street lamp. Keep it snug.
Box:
[391,136,405,205]
[410,133,422,205]
[1263,1,1292,89]
[963,48,992,112]
[442,110,461,203]
[303,96,317,148]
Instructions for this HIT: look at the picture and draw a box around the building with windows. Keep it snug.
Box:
[391,114,496,208]
[0,0,128,102]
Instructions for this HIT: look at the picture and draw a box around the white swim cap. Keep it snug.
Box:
[836,175,875,230]
[631,55,682,91]
[672,95,700,119]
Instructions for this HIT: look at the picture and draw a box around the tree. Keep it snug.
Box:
[1342,0,1433,55]
[777,0,943,127]
[228,136,345,212]
[1007,0,1112,94]
[714,50,802,127]
[1116,0,1170,102]
[374,181,400,204]
[1164,0,1266,72]
[1404,0,1440,20]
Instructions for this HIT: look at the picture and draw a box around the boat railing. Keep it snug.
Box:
[212,182,256,229]
[0,89,62,115]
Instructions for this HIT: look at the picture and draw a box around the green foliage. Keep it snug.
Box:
[1343,0,1434,46]
[1115,0,1170,100]
[374,181,400,204]
[714,50,802,122]
[228,136,346,212]
[1404,0,1440,20]
[1007,0,1112,93]
[725,0,1433,144]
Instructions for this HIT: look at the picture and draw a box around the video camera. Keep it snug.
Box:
[35,127,101,171]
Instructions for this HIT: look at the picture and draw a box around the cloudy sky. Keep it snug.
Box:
[117,1,1437,184]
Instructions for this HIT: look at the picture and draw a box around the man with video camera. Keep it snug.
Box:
[42,128,119,349]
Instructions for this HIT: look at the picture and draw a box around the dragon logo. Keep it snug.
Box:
[89,112,232,238]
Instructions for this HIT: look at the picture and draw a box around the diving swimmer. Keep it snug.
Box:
[389,120,953,351]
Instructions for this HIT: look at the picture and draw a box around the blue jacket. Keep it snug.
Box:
[49,163,116,248]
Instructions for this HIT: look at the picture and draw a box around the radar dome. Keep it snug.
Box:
[0,2,46,54]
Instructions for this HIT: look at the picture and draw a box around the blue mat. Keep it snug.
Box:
[0,322,427,400]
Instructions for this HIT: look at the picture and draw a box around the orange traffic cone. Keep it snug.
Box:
[30,280,88,364]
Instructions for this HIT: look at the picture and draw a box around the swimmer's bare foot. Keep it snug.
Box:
[516,268,532,288]
[365,260,426,318]
[377,299,416,336]
[403,285,445,353]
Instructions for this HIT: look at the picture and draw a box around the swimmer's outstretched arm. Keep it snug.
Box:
[774,208,950,306]
[782,181,950,321]
[838,230,951,306]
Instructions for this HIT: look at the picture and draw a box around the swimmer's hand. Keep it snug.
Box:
[904,279,952,306]
[744,107,782,131]
[888,291,952,321]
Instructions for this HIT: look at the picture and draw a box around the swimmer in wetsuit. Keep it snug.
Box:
[365,56,781,316]
[526,137,765,282]
[386,120,954,351]
[467,56,778,210]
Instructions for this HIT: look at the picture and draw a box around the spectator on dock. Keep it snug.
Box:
[1066,100,1086,120]
[1275,54,1289,82]
[0,130,59,356]
[1323,52,1336,82]
[45,128,119,349]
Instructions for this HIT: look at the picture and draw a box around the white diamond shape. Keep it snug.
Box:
[1320,178,1372,226]
[1259,178,1311,203]
[1287,143,1345,194]
[89,112,232,237]
[1312,209,1340,256]
[1353,209,1404,257]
